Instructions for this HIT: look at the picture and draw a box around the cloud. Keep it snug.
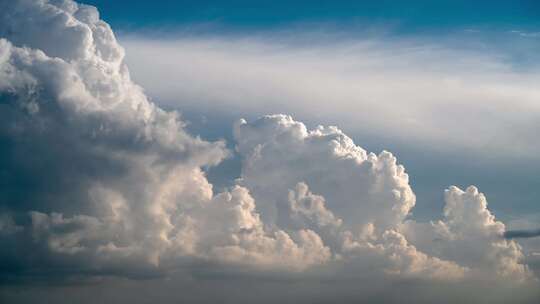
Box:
[234,114,415,233]
[234,114,531,281]
[0,0,327,278]
[403,186,532,280]
[288,182,343,229]
[120,33,540,161]
[505,229,540,239]
[0,0,539,303]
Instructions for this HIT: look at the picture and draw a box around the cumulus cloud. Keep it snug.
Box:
[234,115,415,233]
[288,182,343,229]
[403,186,533,281]
[0,0,538,303]
[0,0,326,278]
[233,114,530,281]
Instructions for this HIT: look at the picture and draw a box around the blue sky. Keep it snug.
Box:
[84,0,540,32]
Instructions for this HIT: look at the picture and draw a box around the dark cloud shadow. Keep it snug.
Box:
[504,229,540,239]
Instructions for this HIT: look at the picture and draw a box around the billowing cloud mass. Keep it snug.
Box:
[0,0,538,303]
[0,0,332,277]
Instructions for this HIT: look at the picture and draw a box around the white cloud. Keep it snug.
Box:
[233,114,532,281]
[234,115,415,233]
[0,0,327,275]
[403,186,533,280]
[289,182,343,229]
[121,34,540,160]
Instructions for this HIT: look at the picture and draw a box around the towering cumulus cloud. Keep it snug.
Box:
[0,0,327,277]
[0,0,537,302]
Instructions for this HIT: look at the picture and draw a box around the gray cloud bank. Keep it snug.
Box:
[0,0,538,303]
[505,229,540,239]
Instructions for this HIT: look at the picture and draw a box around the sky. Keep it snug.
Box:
[81,0,540,31]
[95,0,540,221]
[0,0,540,303]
